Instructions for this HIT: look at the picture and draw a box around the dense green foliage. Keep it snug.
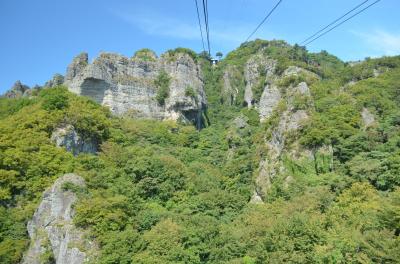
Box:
[154,70,171,105]
[133,48,157,61]
[166,47,199,62]
[0,87,111,263]
[1,41,400,263]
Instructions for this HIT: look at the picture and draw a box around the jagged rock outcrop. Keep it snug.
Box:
[259,84,281,122]
[243,54,276,107]
[51,124,97,156]
[361,107,375,129]
[45,74,65,87]
[22,173,96,264]
[221,65,240,105]
[282,66,319,79]
[252,68,316,202]
[64,51,207,128]
[3,80,30,98]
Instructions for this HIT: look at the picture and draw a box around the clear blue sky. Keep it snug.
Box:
[0,0,399,93]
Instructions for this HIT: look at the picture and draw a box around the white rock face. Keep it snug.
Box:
[243,54,276,107]
[295,81,310,95]
[22,174,96,264]
[64,51,207,128]
[51,124,97,156]
[361,107,375,128]
[253,65,318,201]
[282,66,319,79]
[222,65,240,105]
[259,84,281,122]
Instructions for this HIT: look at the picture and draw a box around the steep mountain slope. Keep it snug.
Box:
[1,40,400,263]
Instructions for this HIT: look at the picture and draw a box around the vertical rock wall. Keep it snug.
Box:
[64,51,207,128]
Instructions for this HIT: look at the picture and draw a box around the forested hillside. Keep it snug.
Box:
[1,40,400,263]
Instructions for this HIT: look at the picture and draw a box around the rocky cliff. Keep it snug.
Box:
[22,174,96,264]
[221,52,322,202]
[64,50,207,128]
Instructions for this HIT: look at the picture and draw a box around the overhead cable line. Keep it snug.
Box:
[202,0,211,56]
[245,0,283,42]
[205,0,211,55]
[304,0,381,46]
[300,0,370,45]
[194,0,206,52]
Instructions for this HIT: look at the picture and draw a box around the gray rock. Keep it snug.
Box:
[221,66,240,105]
[282,66,320,83]
[232,115,248,129]
[255,107,310,200]
[244,63,256,107]
[259,84,281,122]
[64,51,207,129]
[244,54,276,107]
[22,173,96,264]
[361,107,375,128]
[51,124,97,156]
[253,64,316,201]
[249,190,263,204]
[294,82,310,95]
[373,68,381,77]
[287,110,309,131]
[45,74,65,87]
[3,80,30,98]
[65,53,89,81]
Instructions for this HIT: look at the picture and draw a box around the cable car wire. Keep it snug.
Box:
[245,0,283,42]
[300,0,370,45]
[304,0,381,46]
[194,0,206,52]
[202,0,211,56]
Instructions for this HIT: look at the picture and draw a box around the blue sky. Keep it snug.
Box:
[0,0,399,93]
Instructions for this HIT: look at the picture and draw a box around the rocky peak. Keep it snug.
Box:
[3,80,30,98]
[64,50,207,128]
[65,52,89,81]
[45,73,65,88]
[22,173,96,264]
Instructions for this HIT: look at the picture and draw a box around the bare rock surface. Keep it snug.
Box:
[361,107,375,128]
[259,84,281,122]
[45,74,65,88]
[51,124,97,156]
[243,54,276,107]
[221,65,240,105]
[22,173,96,264]
[64,51,207,128]
[3,80,30,98]
[254,65,317,201]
